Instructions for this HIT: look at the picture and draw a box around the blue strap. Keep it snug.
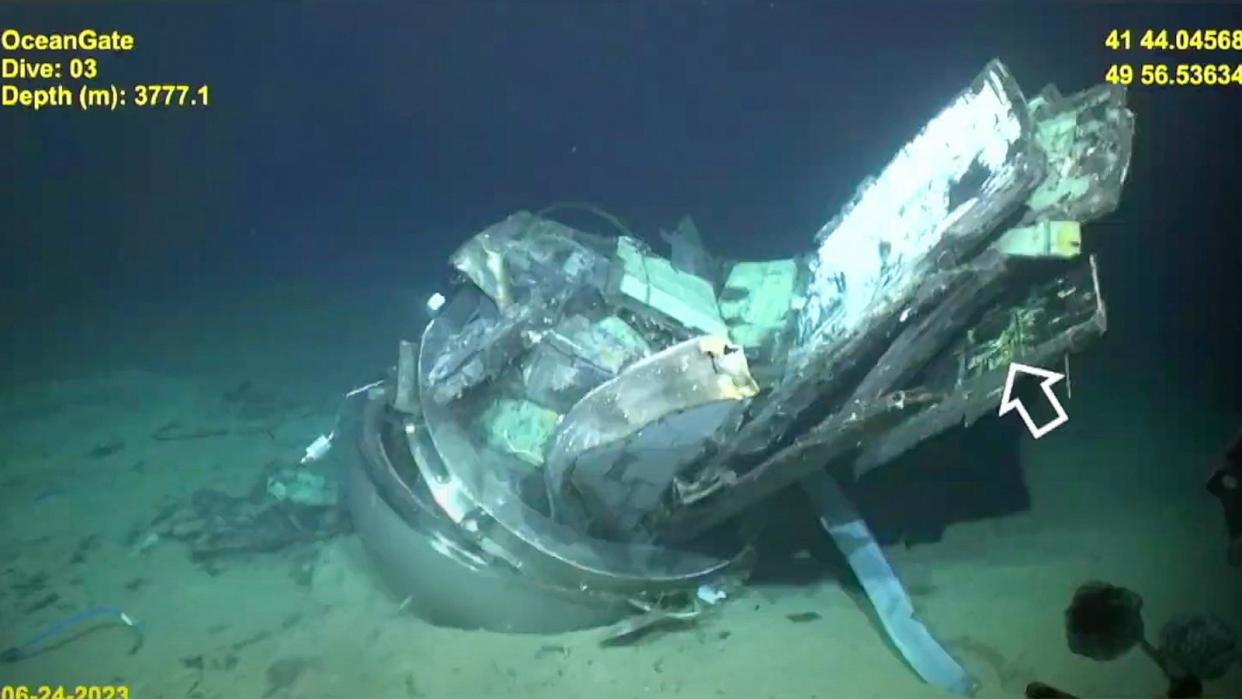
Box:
[2,607,143,662]
[802,471,978,696]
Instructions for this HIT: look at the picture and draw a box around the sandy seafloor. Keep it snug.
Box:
[2,285,1240,699]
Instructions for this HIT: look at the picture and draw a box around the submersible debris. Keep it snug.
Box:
[1207,427,1242,566]
[1037,580,1239,699]
[0,607,143,664]
[1158,614,1239,683]
[150,465,349,562]
[325,59,1135,697]
[599,593,712,647]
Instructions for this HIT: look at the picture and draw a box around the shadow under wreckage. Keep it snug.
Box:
[334,59,1134,695]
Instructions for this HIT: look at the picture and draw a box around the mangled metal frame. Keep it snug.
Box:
[653,64,1131,541]
[346,58,1134,693]
[416,286,748,594]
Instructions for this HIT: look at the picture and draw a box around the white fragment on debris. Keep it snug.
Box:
[797,62,1029,359]
[344,380,384,398]
[696,584,727,605]
[300,433,334,463]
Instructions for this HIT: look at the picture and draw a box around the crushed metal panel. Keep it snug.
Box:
[703,59,1042,473]
[795,60,1040,364]
[419,293,745,593]
[449,211,613,311]
[956,258,1105,382]
[522,315,652,413]
[392,339,420,414]
[1024,84,1134,223]
[404,416,476,524]
[451,226,513,309]
[478,398,562,467]
[425,301,530,404]
[846,250,1013,403]
[608,236,728,336]
[1027,84,1063,115]
[563,400,743,539]
[853,256,1106,475]
[592,316,654,365]
[720,259,799,350]
[430,215,614,405]
[544,336,758,538]
[660,215,718,285]
[992,220,1082,259]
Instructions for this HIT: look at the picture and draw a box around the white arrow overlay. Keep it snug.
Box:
[998,362,1069,439]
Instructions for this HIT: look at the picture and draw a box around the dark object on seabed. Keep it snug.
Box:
[1158,614,1239,682]
[1206,427,1242,567]
[1024,681,1079,699]
[1025,677,1204,699]
[1163,675,1206,699]
[1065,581,1146,662]
[1061,581,1224,699]
[155,472,351,561]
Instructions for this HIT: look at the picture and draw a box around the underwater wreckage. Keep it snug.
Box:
[332,59,1134,695]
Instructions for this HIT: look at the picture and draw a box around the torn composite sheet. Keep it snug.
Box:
[795,60,1040,364]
